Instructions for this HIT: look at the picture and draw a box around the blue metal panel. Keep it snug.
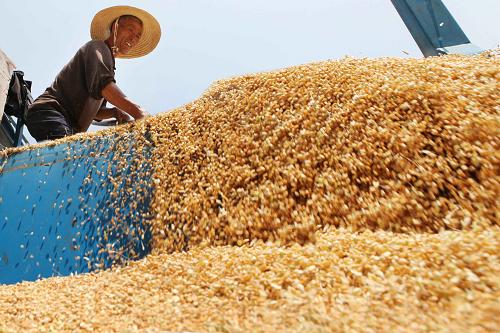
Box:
[0,134,154,284]
[391,0,480,57]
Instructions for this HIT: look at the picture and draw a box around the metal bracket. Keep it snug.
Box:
[436,43,483,56]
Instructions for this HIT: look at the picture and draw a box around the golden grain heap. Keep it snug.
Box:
[148,53,499,252]
[0,53,499,333]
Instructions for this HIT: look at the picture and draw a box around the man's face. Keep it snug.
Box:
[115,17,143,55]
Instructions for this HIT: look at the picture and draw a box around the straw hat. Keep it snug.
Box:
[90,5,161,59]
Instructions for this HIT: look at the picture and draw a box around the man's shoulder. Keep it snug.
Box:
[78,40,114,64]
[76,40,115,69]
[80,40,109,52]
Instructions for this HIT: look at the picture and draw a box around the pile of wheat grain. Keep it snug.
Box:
[148,53,499,252]
[0,53,498,332]
[0,228,498,332]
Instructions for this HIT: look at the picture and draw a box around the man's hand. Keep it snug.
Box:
[112,107,133,124]
[134,107,151,121]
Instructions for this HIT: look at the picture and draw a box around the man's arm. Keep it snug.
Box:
[94,106,132,123]
[94,107,115,120]
[101,82,149,120]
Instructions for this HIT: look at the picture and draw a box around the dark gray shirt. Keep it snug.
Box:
[29,40,116,132]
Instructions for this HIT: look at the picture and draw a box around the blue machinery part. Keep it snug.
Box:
[391,0,482,57]
[0,135,154,284]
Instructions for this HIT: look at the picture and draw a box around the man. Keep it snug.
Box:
[25,6,161,142]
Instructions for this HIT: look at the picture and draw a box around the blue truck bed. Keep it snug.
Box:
[0,134,154,284]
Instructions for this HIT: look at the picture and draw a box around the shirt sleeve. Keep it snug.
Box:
[83,41,116,99]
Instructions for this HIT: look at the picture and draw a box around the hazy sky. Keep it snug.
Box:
[1,0,499,127]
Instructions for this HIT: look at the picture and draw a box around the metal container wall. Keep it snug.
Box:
[0,135,154,284]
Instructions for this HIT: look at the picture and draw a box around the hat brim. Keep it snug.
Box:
[90,5,161,59]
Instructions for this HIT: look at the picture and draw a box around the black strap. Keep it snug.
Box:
[4,70,33,121]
